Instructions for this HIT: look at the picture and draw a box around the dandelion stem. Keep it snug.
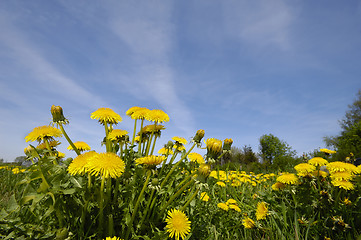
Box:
[59,124,81,156]
[125,170,152,240]
[98,176,106,237]
[181,188,199,211]
[138,119,144,154]
[131,119,137,145]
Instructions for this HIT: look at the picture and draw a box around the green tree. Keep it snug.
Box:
[324,90,361,160]
[259,134,296,170]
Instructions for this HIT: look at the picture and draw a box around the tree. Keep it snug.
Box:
[259,134,296,167]
[324,90,361,160]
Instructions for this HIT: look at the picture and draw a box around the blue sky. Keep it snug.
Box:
[0,1,360,162]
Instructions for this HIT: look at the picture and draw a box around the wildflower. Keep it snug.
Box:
[205,138,223,155]
[50,105,69,125]
[319,148,336,154]
[57,151,66,158]
[308,157,328,167]
[256,202,268,220]
[242,217,255,229]
[200,192,210,202]
[12,168,25,174]
[327,161,358,174]
[25,126,63,142]
[36,140,61,149]
[173,145,186,152]
[343,198,352,205]
[226,199,237,205]
[276,173,298,185]
[165,209,191,240]
[87,152,125,178]
[217,203,229,211]
[145,109,169,123]
[331,179,354,190]
[216,181,226,187]
[330,171,353,181]
[271,182,285,191]
[68,151,98,176]
[294,163,316,176]
[198,163,211,177]
[126,106,143,116]
[172,136,188,145]
[229,204,242,212]
[103,237,124,240]
[188,152,205,164]
[158,147,174,155]
[130,107,150,120]
[192,129,205,144]
[67,141,91,152]
[142,124,165,134]
[312,170,328,178]
[91,108,122,125]
[108,129,129,141]
[223,138,233,151]
[135,155,165,166]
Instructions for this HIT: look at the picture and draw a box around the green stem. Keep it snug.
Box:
[59,124,81,156]
[125,170,152,240]
[160,143,196,189]
[160,179,194,217]
[131,119,138,145]
[98,177,106,236]
[150,135,158,155]
[138,189,155,229]
[159,152,176,176]
[145,123,157,156]
[180,188,199,211]
[104,122,112,153]
[138,119,145,153]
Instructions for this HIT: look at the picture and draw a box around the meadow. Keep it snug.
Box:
[1,106,361,240]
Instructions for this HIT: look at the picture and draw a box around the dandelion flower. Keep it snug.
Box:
[135,155,165,166]
[229,204,242,212]
[276,173,298,185]
[242,217,255,229]
[68,151,98,176]
[173,145,186,152]
[226,199,237,205]
[331,171,353,181]
[146,109,170,123]
[320,148,336,154]
[331,179,354,190]
[308,157,328,167]
[67,141,91,152]
[311,170,328,178]
[200,192,210,202]
[217,203,229,211]
[256,202,268,220]
[158,147,174,155]
[130,107,150,120]
[216,181,226,187]
[188,152,205,164]
[172,136,188,145]
[103,237,124,240]
[294,163,316,176]
[271,182,285,191]
[91,108,122,125]
[126,106,143,116]
[165,209,191,240]
[87,153,125,178]
[25,126,63,142]
[343,198,352,205]
[205,138,223,154]
[108,129,128,141]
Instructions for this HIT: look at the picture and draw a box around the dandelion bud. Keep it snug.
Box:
[193,129,205,144]
[223,138,233,151]
[198,163,211,177]
[51,105,69,125]
[165,140,174,149]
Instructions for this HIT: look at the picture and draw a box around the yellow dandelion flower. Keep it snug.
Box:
[205,138,223,154]
[173,145,186,152]
[165,209,191,240]
[200,192,210,202]
[108,129,128,141]
[320,148,336,154]
[343,198,352,205]
[198,163,211,177]
[103,237,124,240]
[87,153,125,178]
[130,107,150,120]
[311,170,328,178]
[271,182,285,191]
[223,138,233,150]
[68,151,98,176]
[229,204,242,212]
[327,161,356,174]
[12,168,24,174]
[330,171,353,181]
[216,181,226,187]
[276,173,298,185]
[242,217,255,229]
[308,157,328,167]
[226,199,237,205]
[67,141,91,152]
[188,152,205,164]
[294,163,316,176]
[256,202,268,220]
[142,124,165,134]
[145,109,170,123]
[57,151,66,158]
[158,147,174,155]
[126,106,143,116]
[91,108,122,125]
[25,126,63,142]
[135,155,165,166]
[331,179,354,190]
[356,165,361,174]
[217,203,229,211]
[172,136,188,145]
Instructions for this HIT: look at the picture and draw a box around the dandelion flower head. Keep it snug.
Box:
[188,152,205,164]
[91,108,122,125]
[256,202,268,220]
[308,157,328,167]
[276,173,298,185]
[130,107,150,120]
[135,155,165,166]
[25,125,63,142]
[165,209,191,240]
[242,217,255,229]
[331,179,354,190]
[200,192,210,202]
[67,141,91,152]
[172,136,188,145]
[158,147,174,155]
[108,129,128,141]
[87,152,125,178]
[68,151,98,176]
[145,109,170,123]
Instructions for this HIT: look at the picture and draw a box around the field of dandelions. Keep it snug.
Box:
[1,106,361,240]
